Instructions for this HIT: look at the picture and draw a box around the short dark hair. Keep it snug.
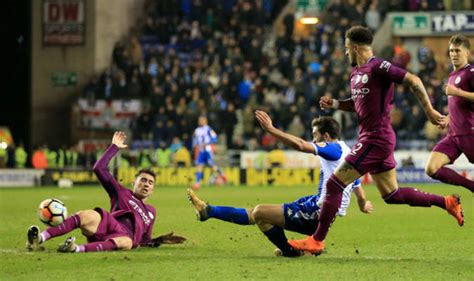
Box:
[346,26,373,45]
[135,168,156,180]
[449,34,470,50]
[311,117,341,139]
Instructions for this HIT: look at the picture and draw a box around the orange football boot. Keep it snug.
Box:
[288,236,325,255]
[445,194,464,226]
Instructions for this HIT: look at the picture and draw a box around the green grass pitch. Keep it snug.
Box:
[0,184,472,280]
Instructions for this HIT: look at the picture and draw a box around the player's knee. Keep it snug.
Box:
[252,205,266,223]
[113,237,133,250]
[425,162,440,177]
[76,210,99,225]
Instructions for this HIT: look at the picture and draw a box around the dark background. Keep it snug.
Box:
[2,0,31,148]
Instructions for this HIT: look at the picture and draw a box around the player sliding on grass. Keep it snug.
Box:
[288,26,464,255]
[188,114,373,257]
[26,131,186,252]
[425,34,474,192]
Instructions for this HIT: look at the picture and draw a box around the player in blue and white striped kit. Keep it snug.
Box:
[192,116,226,190]
[188,111,373,257]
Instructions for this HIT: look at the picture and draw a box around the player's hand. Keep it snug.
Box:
[360,200,373,214]
[112,131,128,149]
[157,232,187,245]
[319,96,333,110]
[436,115,449,129]
[426,109,445,126]
[444,84,459,96]
[255,110,274,131]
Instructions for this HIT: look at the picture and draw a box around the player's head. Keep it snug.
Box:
[198,116,208,126]
[448,34,470,68]
[133,168,156,200]
[311,117,341,142]
[345,26,373,67]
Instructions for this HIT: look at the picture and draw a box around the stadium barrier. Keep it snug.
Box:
[0,169,45,187]
[38,167,474,186]
[41,167,321,186]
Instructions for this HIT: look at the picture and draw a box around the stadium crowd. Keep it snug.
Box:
[4,0,471,169]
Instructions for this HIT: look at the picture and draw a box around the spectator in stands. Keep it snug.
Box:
[81,0,460,155]
[221,103,238,148]
[287,116,305,138]
[401,156,415,168]
[128,36,143,69]
[6,144,15,168]
[137,146,153,168]
[173,146,191,167]
[242,105,255,138]
[128,69,143,98]
[32,145,47,169]
[155,141,172,167]
[66,145,80,168]
[169,137,183,153]
[404,105,426,139]
[282,6,295,40]
[15,142,28,168]
[365,2,381,32]
[44,145,57,169]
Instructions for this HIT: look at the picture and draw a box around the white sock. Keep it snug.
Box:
[39,233,45,244]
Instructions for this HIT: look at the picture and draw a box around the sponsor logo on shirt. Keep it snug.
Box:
[128,200,151,225]
[361,74,369,83]
[455,76,461,84]
[351,88,370,98]
[352,74,369,85]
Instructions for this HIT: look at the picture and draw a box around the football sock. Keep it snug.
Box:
[77,239,117,252]
[263,226,295,255]
[42,214,81,243]
[195,171,203,184]
[207,206,250,225]
[313,175,345,242]
[383,187,445,208]
[431,167,474,192]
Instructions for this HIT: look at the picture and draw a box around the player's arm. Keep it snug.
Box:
[313,142,342,160]
[209,129,218,144]
[352,181,373,214]
[445,84,474,102]
[320,96,355,112]
[191,132,197,149]
[402,72,444,126]
[255,110,315,153]
[92,131,127,196]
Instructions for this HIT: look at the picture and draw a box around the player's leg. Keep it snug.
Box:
[373,168,464,226]
[210,164,227,184]
[27,209,98,249]
[193,164,204,189]
[426,137,474,192]
[252,204,301,257]
[288,161,361,254]
[58,236,132,253]
[187,188,253,224]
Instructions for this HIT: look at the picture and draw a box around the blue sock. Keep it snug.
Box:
[195,171,203,184]
[207,206,250,225]
[263,226,294,254]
